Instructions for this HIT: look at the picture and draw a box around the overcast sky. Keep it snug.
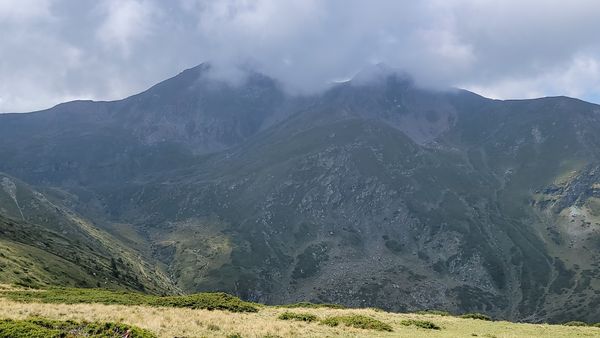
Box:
[2,0,600,112]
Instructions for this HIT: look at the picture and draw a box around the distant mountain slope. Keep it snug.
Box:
[0,65,600,322]
[0,173,175,293]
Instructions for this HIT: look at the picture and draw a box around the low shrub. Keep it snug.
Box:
[151,292,258,312]
[460,313,492,321]
[278,312,318,322]
[1,287,258,313]
[0,318,156,338]
[320,315,393,332]
[563,321,588,327]
[400,319,441,330]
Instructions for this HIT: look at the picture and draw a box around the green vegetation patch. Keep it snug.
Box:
[0,317,155,338]
[291,243,329,279]
[0,287,258,313]
[562,321,588,327]
[460,313,492,321]
[278,311,318,322]
[320,315,393,332]
[400,319,441,330]
[150,292,258,312]
[280,301,345,309]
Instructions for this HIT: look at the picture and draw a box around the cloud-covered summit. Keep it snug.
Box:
[1,0,600,112]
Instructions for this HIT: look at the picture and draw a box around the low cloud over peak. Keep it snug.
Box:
[1,0,600,112]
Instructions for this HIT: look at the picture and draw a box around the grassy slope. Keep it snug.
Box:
[0,213,174,293]
[0,239,100,287]
[0,173,176,293]
[0,286,598,337]
[0,298,598,337]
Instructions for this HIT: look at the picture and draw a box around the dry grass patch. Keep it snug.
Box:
[0,298,598,337]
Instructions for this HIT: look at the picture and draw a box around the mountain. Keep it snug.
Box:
[1,64,599,323]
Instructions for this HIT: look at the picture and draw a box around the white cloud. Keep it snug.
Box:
[0,0,53,23]
[462,54,600,101]
[1,0,600,112]
[95,0,157,57]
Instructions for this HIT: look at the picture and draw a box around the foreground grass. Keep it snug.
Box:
[1,299,600,337]
[1,286,600,337]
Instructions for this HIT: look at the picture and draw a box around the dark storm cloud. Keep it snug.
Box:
[1,0,600,112]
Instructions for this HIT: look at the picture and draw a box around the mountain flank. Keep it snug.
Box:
[1,64,600,323]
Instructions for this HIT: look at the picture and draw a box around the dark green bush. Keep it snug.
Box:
[320,315,393,332]
[278,312,318,322]
[1,287,258,313]
[151,292,258,312]
[0,318,155,338]
[400,319,441,330]
[563,321,588,327]
[460,313,492,321]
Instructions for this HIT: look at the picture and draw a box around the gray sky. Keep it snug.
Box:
[2,0,600,112]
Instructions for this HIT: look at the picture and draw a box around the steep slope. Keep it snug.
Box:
[440,95,600,322]
[0,173,175,293]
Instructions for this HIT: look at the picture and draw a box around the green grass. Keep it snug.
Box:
[277,311,318,322]
[320,315,393,332]
[0,317,155,338]
[460,313,492,321]
[400,319,442,330]
[0,287,258,313]
[279,301,345,309]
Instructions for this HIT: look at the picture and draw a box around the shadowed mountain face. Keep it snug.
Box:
[1,64,600,323]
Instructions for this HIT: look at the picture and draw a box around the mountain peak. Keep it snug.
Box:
[351,63,412,86]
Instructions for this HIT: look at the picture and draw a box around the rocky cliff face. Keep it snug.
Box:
[1,65,600,322]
